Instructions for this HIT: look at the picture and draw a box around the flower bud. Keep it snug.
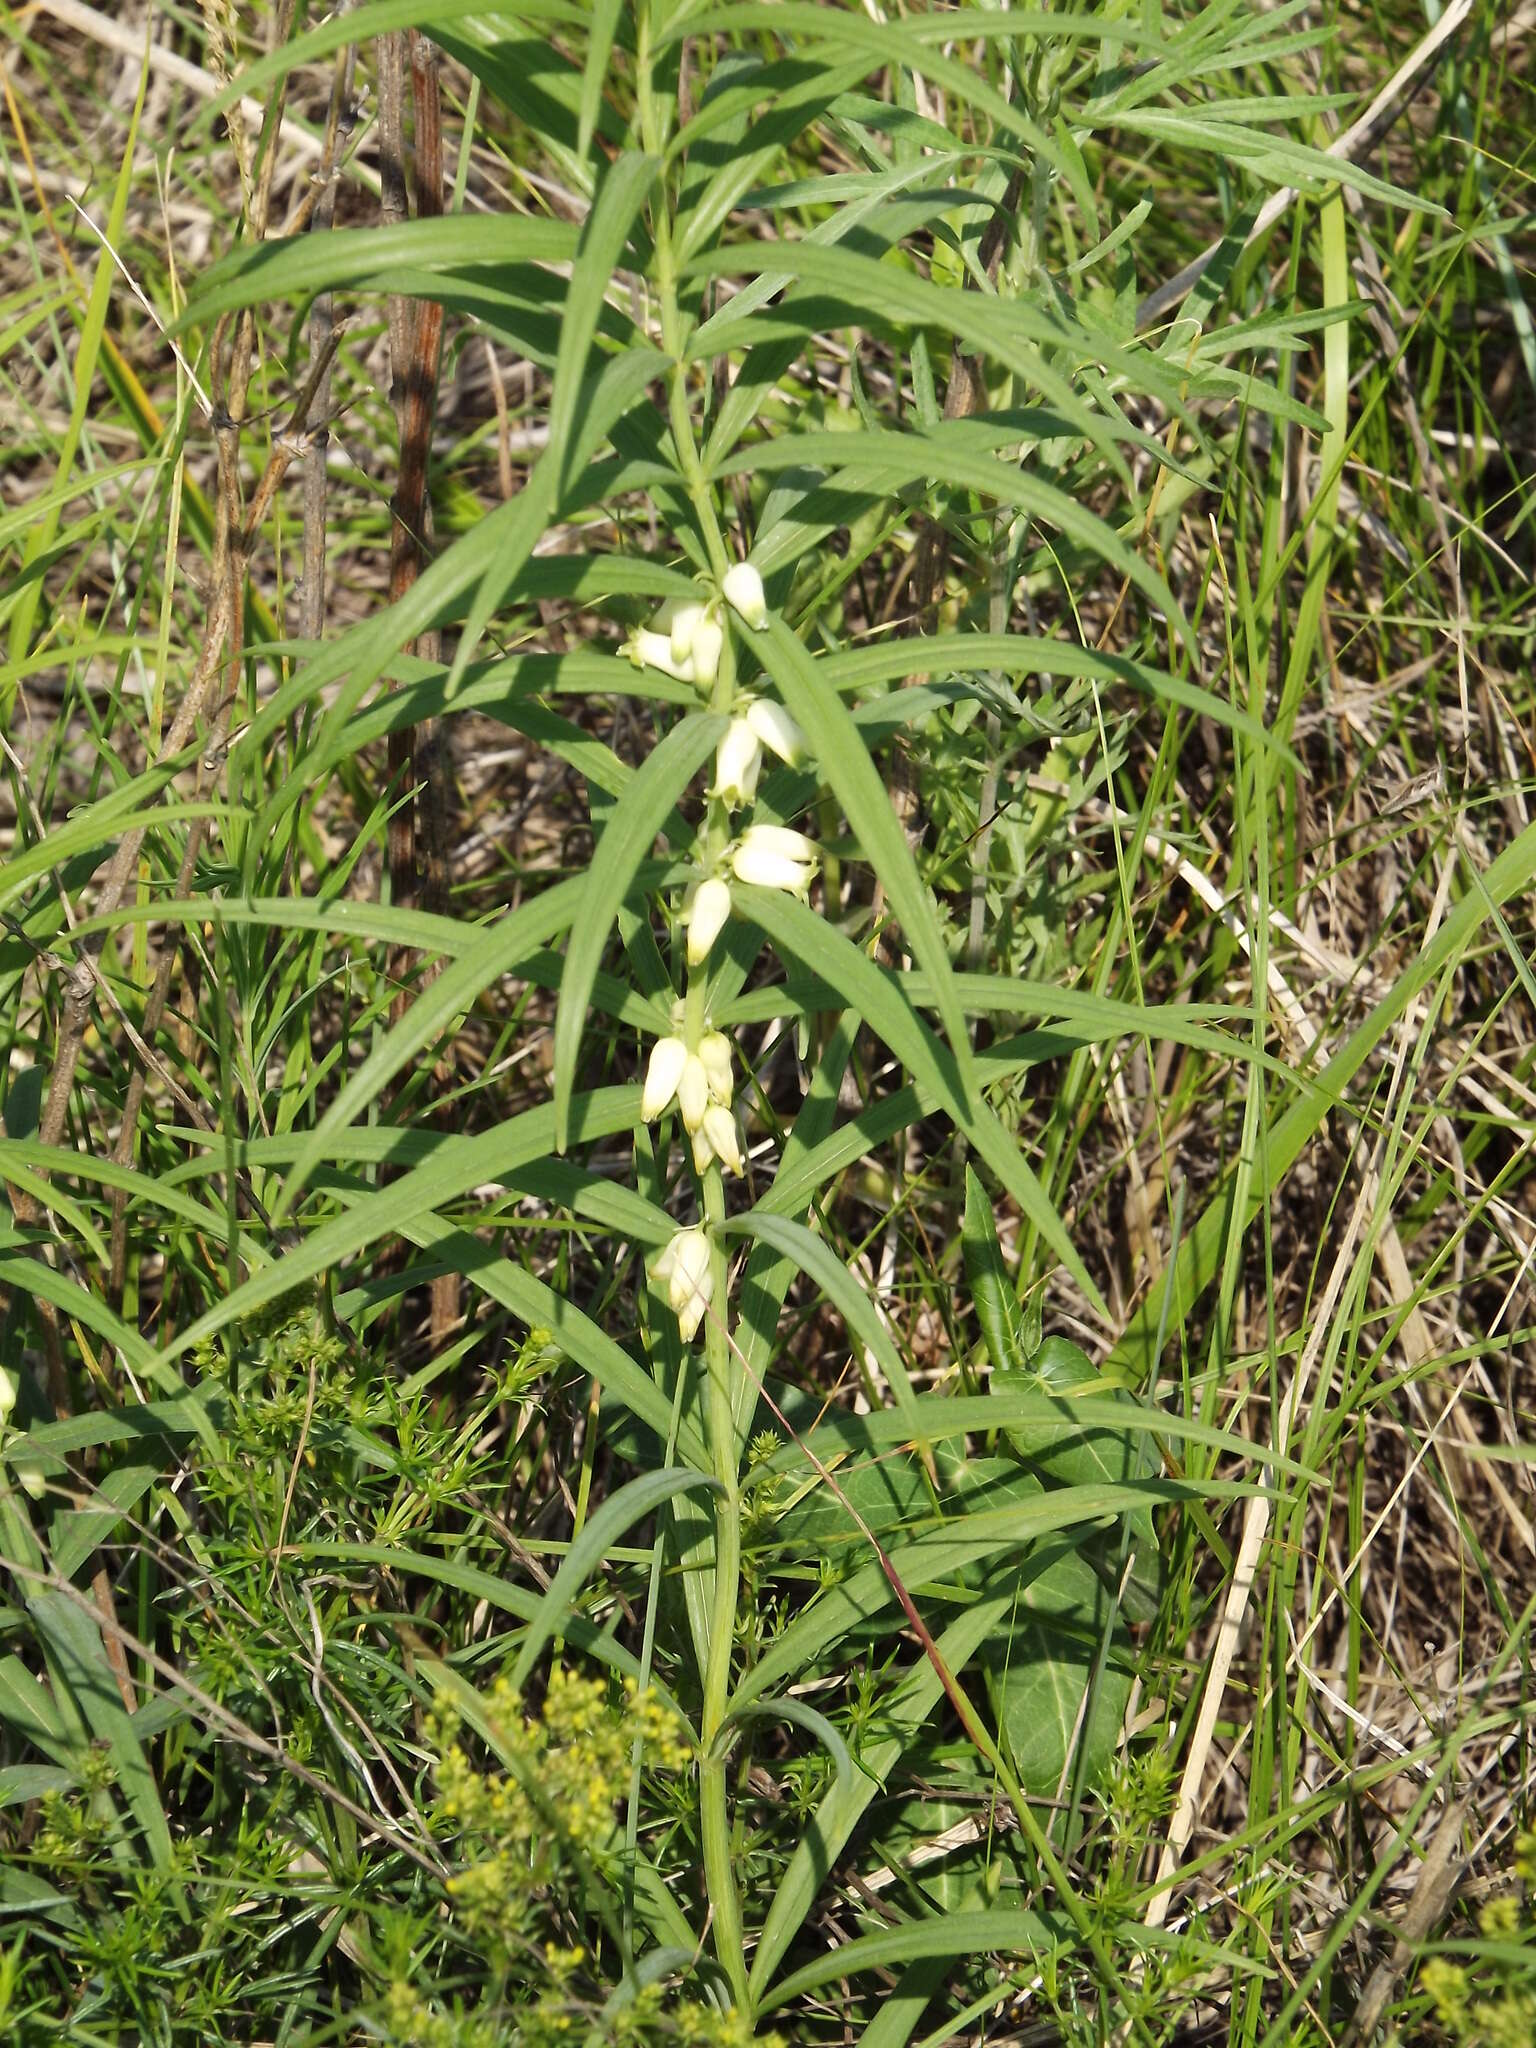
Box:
[697,1031,733,1106]
[664,600,707,667]
[677,1052,710,1132]
[722,561,768,630]
[693,1104,744,1178]
[0,1366,16,1424]
[690,615,724,687]
[713,719,763,809]
[641,1034,689,1121]
[746,697,807,767]
[652,1226,713,1342]
[730,823,818,894]
[14,1462,45,1501]
[685,876,732,965]
[627,627,695,683]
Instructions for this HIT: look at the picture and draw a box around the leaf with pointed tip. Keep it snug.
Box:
[751,616,979,1109]
[719,1209,922,1441]
[577,0,624,161]
[963,1165,1029,1376]
[731,884,1104,1314]
[553,714,723,1153]
[509,1468,720,1694]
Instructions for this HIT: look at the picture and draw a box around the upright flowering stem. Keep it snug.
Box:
[637,6,748,2007]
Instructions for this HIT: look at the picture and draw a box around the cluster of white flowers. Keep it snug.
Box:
[712,698,807,808]
[627,597,725,688]
[681,823,819,969]
[642,1013,743,1177]
[631,563,824,1344]
[650,1226,713,1342]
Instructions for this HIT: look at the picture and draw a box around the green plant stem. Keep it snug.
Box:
[636,8,730,587]
[698,1161,749,2009]
[638,13,745,2000]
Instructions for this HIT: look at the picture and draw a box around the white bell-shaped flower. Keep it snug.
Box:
[0,1365,17,1423]
[685,876,732,964]
[652,1226,713,1342]
[713,718,762,809]
[746,697,807,767]
[690,614,724,687]
[641,1034,689,1122]
[627,626,695,683]
[676,1052,710,1133]
[692,1104,744,1178]
[722,561,768,630]
[730,823,818,893]
[663,599,707,667]
[697,1031,733,1107]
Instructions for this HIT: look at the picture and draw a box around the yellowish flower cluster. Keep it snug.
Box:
[435,1668,692,1877]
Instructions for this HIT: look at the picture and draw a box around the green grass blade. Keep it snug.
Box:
[553,713,722,1153]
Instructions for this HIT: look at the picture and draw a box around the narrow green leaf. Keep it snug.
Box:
[752,1581,1016,1997]
[509,1469,719,1694]
[549,153,658,502]
[276,877,584,1222]
[179,217,580,332]
[28,1592,177,1880]
[759,1907,1071,2013]
[1112,818,1536,1380]
[731,885,1104,1313]
[716,1696,852,1795]
[577,0,624,161]
[753,616,978,1105]
[962,1166,1029,1375]
[719,1210,922,1439]
[553,714,723,1153]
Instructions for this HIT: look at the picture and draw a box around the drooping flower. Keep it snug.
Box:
[626,626,695,683]
[746,697,807,767]
[722,561,768,631]
[689,614,724,688]
[652,1226,713,1342]
[641,1035,689,1122]
[676,1052,710,1133]
[697,1031,733,1107]
[713,718,762,809]
[0,1365,16,1423]
[663,599,707,668]
[684,876,732,965]
[692,1104,744,1178]
[730,823,818,894]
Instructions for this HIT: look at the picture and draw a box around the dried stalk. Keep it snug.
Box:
[379,30,460,1346]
